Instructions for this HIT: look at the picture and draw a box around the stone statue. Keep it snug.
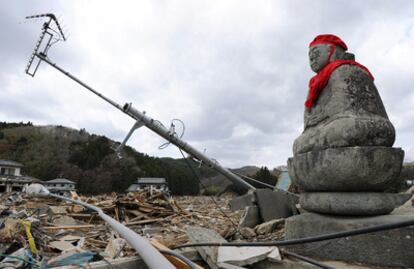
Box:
[288,34,404,215]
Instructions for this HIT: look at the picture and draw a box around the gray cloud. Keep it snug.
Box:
[1,1,414,168]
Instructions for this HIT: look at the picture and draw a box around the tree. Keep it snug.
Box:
[250,166,277,188]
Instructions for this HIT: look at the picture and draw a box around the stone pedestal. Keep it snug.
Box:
[288,146,404,215]
[285,212,414,268]
[288,147,404,192]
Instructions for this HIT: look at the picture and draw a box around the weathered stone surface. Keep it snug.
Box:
[255,189,299,221]
[285,212,414,268]
[293,64,395,155]
[299,192,401,215]
[288,146,404,192]
[393,193,413,207]
[239,206,260,228]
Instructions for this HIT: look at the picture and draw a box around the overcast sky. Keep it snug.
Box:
[1,0,414,168]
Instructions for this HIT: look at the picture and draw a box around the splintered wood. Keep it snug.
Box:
[0,190,243,258]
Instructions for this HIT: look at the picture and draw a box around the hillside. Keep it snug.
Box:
[0,122,214,194]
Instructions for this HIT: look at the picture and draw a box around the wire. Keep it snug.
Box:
[159,250,198,269]
[172,216,414,249]
[178,148,239,233]
[158,119,186,149]
[280,250,335,269]
[233,172,275,189]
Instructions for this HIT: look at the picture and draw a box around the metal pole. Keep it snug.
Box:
[39,191,175,269]
[36,54,255,191]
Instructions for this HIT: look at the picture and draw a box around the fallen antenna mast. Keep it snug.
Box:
[24,13,255,192]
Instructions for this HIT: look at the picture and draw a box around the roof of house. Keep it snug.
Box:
[45,178,76,184]
[137,177,167,184]
[0,159,24,168]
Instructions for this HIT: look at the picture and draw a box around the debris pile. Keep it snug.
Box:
[0,190,248,268]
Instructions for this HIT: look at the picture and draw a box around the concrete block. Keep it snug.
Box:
[187,227,227,269]
[255,189,298,222]
[239,206,260,228]
[285,212,414,268]
[217,246,276,266]
[229,192,256,211]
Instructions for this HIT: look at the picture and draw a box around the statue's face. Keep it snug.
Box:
[309,44,331,72]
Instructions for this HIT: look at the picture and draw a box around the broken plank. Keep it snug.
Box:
[43,224,96,230]
[150,239,204,269]
[124,218,164,226]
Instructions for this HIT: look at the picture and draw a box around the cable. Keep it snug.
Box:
[233,172,274,189]
[280,250,335,269]
[172,216,414,249]
[159,250,198,269]
[158,119,186,149]
[178,148,239,232]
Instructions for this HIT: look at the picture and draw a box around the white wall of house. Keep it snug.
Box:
[0,166,21,176]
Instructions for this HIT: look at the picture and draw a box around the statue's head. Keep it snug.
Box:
[308,34,348,73]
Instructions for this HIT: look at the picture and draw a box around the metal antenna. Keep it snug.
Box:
[25,13,66,77]
[24,14,256,192]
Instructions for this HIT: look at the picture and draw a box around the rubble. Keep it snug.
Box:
[255,219,285,235]
[0,190,244,268]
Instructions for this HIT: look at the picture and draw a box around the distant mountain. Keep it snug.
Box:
[0,122,276,195]
[0,122,203,195]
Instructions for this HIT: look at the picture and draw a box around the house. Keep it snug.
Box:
[127,177,169,194]
[43,178,77,196]
[0,159,41,192]
[0,159,23,177]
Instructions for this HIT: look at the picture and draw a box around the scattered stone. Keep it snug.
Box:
[255,218,284,235]
[217,246,276,267]
[239,227,256,239]
[187,227,227,269]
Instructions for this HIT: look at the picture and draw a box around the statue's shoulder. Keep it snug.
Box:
[330,63,372,83]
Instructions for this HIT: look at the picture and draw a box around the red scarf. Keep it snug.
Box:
[305,60,374,107]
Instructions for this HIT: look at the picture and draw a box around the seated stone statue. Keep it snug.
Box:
[288,34,405,215]
[293,34,395,155]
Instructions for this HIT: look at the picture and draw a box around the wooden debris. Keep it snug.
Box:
[150,239,204,269]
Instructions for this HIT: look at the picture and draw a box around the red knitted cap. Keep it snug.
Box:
[309,34,348,50]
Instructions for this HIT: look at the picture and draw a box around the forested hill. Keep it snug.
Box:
[0,122,223,195]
